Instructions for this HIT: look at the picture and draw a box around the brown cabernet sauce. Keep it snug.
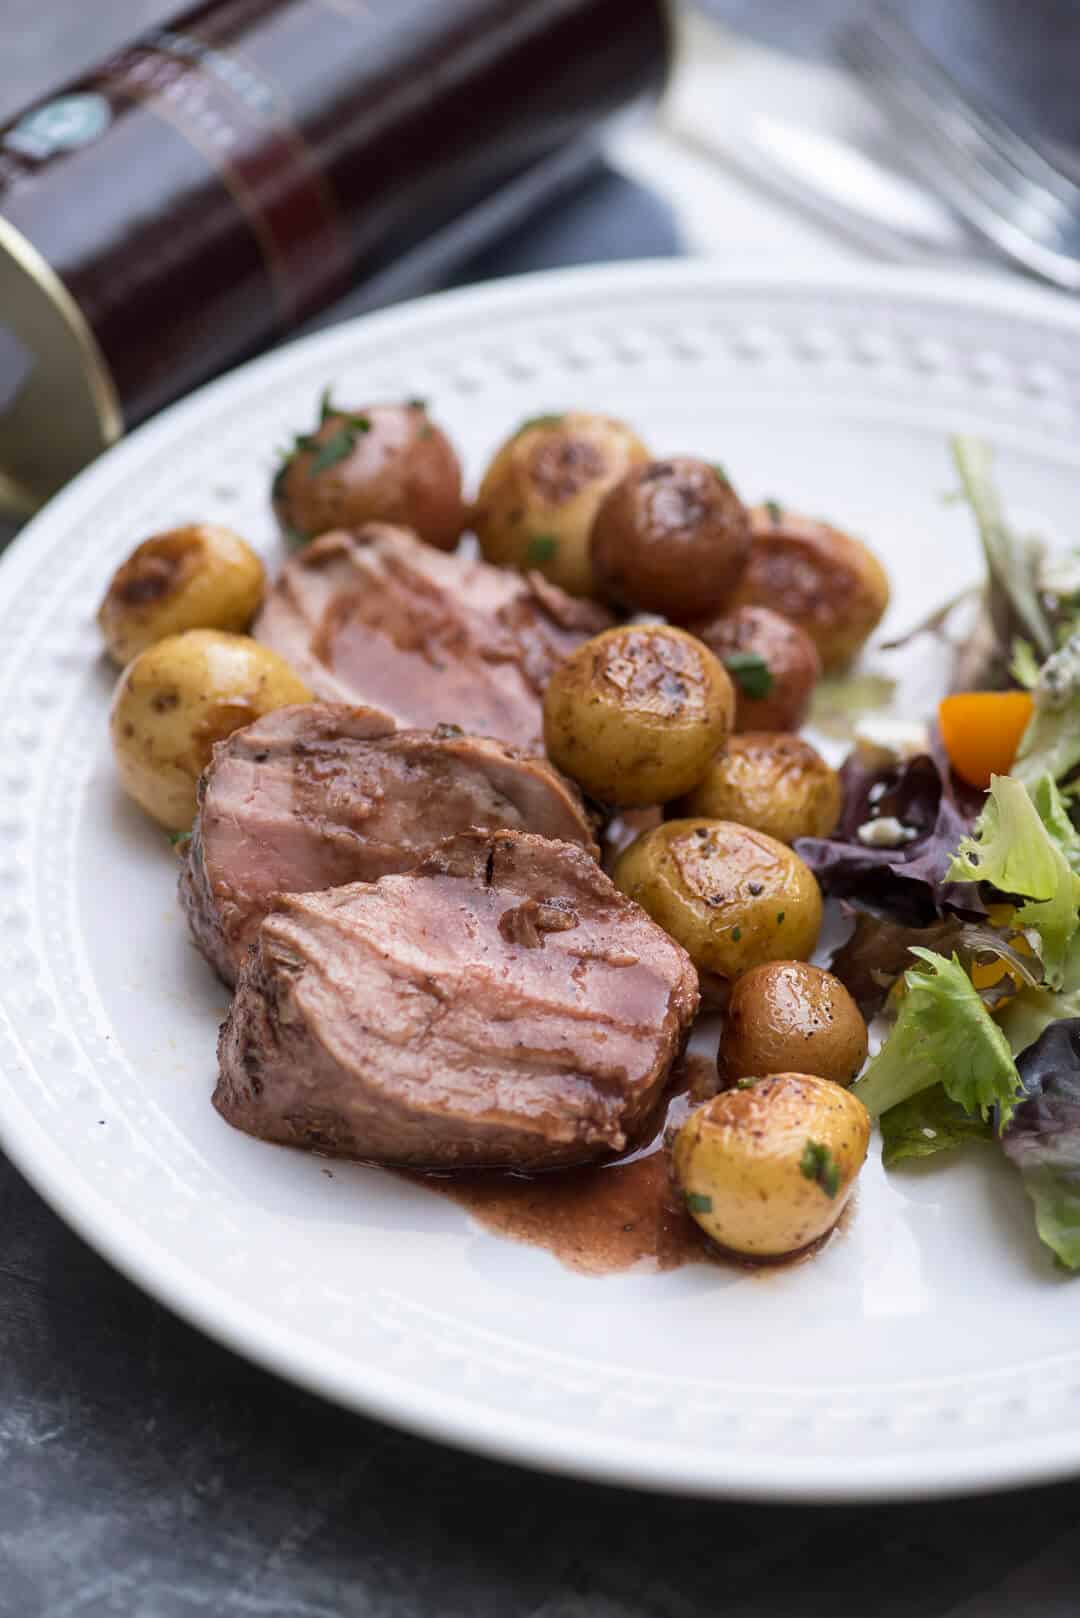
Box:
[405,1082,703,1275]
[401,1054,847,1276]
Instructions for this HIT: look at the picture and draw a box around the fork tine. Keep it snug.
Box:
[843,27,1070,230]
[848,63,1080,290]
[842,10,1078,218]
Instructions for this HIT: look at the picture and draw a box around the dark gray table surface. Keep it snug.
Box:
[4,5,1080,1615]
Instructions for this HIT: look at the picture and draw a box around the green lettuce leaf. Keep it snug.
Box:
[1013,630,1080,789]
[1020,1166,1080,1270]
[998,933,1080,1055]
[951,436,1054,666]
[1029,772,1080,872]
[946,773,1058,895]
[880,1084,994,1166]
[853,949,1024,1127]
[945,773,1080,989]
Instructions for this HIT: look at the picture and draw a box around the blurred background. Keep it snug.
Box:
[4,0,1080,527]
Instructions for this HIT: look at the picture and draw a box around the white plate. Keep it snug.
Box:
[4,262,1080,1504]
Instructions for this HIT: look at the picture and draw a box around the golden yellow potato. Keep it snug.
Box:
[98,525,265,667]
[675,732,842,845]
[672,1074,870,1258]
[471,411,650,597]
[612,818,822,978]
[543,625,734,807]
[110,630,312,831]
[727,506,890,671]
[720,962,868,1089]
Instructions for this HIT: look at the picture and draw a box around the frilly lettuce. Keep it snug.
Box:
[1013,631,1080,791]
[879,1084,993,1167]
[853,948,1024,1128]
[945,773,1080,989]
[795,752,982,928]
[1004,1020,1080,1269]
[997,933,1080,1056]
[952,437,1054,657]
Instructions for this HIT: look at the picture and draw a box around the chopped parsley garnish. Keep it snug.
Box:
[407,396,428,411]
[764,498,784,525]
[711,462,729,483]
[723,650,774,700]
[319,384,335,421]
[168,829,190,847]
[526,533,559,564]
[731,926,742,942]
[800,1139,841,1199]
[308,416,371,475]
[685,1191,713,1214]
[776,911,786,925]
[433,722,464,738]
[736,1077,760,1090]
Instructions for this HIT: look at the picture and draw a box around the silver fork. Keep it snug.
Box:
[840,5,1080,291]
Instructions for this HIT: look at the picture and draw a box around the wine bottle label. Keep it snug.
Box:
[0,0,670,511]
[1,18,356,329]
[94,27,354,324]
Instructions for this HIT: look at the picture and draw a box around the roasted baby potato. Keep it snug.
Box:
[692,604,821,732]
[720,962,868,1088]
[542,625,734,806]
[589,457,751,622]
[675,732,842,845]
[471,411,649,597]
[612,818,822,978]
[727,505,890,671]
[110,630,312,830]
[98,525,265,667]
[672,1074,870,1258]
[273,399,465,551]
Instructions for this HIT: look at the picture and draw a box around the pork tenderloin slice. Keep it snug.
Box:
[215,829,699,1170]
[180,703,597,985]
[253,523,612,749]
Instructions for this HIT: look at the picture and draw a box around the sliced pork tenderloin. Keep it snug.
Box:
[215,829,698,1169]
[180,703,597,984]
[253,524,612,749]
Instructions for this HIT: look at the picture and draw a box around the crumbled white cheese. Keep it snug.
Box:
[853,716,929,767]
[856,816,918,848]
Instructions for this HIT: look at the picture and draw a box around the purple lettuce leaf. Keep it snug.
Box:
[1004,1019,1080,1269]
[795,753,984,927]
[828,909,964,1019]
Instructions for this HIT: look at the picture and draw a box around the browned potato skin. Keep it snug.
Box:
[589,458,751,622]
[543,625,734,807]
[720,962,868,1089]
[98,525,265,667]
[671,1074,870,1257]
[692,605,821,731]
[612,817,822,979]
[727,506,890,671]
[675,732,842,845]
[472,412,650,597]
[274,402,465,551]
